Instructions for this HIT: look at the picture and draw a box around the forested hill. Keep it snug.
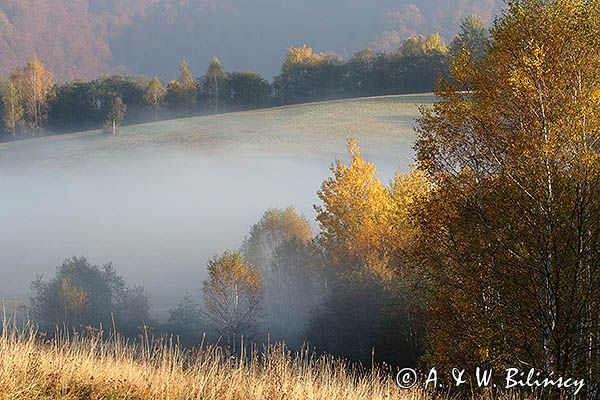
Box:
[0,0,501,82]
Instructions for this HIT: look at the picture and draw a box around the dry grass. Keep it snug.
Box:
[0,323,545,400]
[0,323,432,400]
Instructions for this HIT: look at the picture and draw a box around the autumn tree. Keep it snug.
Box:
[311,140,428,364]
[242,207,312,272]
[281,45,323,74]
[415,0,600,392]
[272,45,331,104]
[178,60,198,116]
[400,33,448,56]
[316,138,397,278]
[144,76,166,121]
[165,60,198,117]
[241,207,313,343]
[1,75,24,139]
[202,57,228,113]
[20,57,54,130]
[202,251,263,350]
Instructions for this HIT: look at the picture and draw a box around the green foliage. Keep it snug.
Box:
[2,38,451,140]
[449,15,489,62]
[273,51,346,104]
[273,37,450,105]
[29,257,149,336]
[48,81,103,132]
[103,96,127,134]
[167,293,205,346]
[227,71,271,110]
[47,75,148,133]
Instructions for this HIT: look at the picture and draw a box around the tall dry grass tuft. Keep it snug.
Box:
[0,316,540,400]
[0,317,426,400]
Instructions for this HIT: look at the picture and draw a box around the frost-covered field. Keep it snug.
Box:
[0,94,433,315]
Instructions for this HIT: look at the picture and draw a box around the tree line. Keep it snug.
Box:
[0,16,489,141]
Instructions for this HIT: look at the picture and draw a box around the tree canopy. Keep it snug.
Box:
[415,0,600,386]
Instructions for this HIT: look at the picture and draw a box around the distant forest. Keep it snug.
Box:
[0,16,489,141]
[0,0,501,81]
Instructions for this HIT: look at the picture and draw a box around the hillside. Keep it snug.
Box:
[0,94,433,313]
[0,94,430,168]
[0,0,502,80]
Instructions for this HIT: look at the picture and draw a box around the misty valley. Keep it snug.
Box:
[0,95,421,335]
[0,1,598,399]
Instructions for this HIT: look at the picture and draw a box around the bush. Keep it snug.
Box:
[29,256,149,337]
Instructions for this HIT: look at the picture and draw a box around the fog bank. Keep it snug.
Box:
[0,96,425,317]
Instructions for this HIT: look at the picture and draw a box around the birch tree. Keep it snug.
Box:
[21,57,53,130]
[415,0,599,394]
[203,57,227,113]
[144,77,166,121]
[202,251,263,351]
[1,76,24,139]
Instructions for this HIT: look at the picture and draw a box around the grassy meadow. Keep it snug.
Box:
[0,94,431,168]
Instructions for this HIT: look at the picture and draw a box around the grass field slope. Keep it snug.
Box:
[0,94,433,169]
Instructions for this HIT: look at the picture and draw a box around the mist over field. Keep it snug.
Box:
[0,95,426,316]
